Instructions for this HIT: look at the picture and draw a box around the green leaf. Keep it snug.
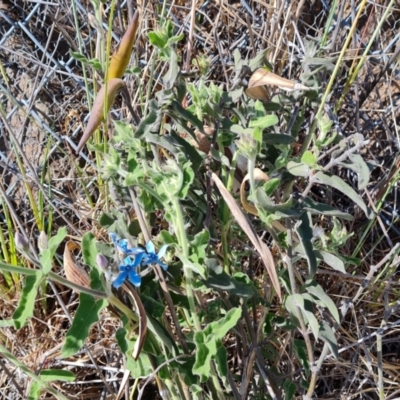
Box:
[202,261,254,298]
[146,315,178,356]
[305,281,340,324]
[301,150,317,167]
[263,178,280,195]
[339,153,370,190]
[13,271,43,329]
[287,294,319,339]
[113,120,134,142]
[116,327,154,377]
[164,49,179,88]
[70,51,87,63]
[147,31,167,49]
[179,255,206,279]
[287,161,310,177]
[193,334,212,382]
[317,250,346,273]
[319,321,339,359]
[263,133,295,145]
[28,382,41,400]
[81,232,103,291]
[249,114,279,129]
[179,160,195,199]
[293,339,309,376]
[215,344,228,381]
[62,293,108,358]
[295,213,317,279]
[283,379,296,400]
[40,227,67,274]
[134,104,159,138]
[169,100,205,134]
[203,307,242,340]
[167,130,203,172]
[302,198,354,221]
[189,230,210,263]
[39,370,75,382]
[254,189,301,218]
[314,172,373,219]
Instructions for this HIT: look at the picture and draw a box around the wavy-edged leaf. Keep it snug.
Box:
[13,271,43,329]
[212,172,281,300]
[203,307,242,340]
[193,332,212,382]
[62,293,108,358]
[314,172,373,219]
[77,78,126,152]
[108,10,139,80]
[295,213,317,279]
[338,153,370,190]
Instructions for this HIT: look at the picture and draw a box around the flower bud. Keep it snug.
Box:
[38,231,48,253]
[96,254,109,271]
[235,133,258,161]
[15,232,29,251]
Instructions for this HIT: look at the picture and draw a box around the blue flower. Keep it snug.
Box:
[109,233,169,289]
[112,256,143,289]
[141,241,169,271]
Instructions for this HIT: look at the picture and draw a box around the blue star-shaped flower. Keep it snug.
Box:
[141,241,169,271]
[109,233,169,289]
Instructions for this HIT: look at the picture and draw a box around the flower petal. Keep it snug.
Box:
[110,232,118,245]
[128,270,141,286]
[112,270,128,289]
[157,244,169,259]
[146,241,155,254]
[125,246,146,256]
[131,252,146,267]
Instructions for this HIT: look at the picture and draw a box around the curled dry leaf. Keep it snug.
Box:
[211,172,281,300]
[77,78,126,153]
[108,10,140,80]
[246,68,310,99]
[64,241,91,291]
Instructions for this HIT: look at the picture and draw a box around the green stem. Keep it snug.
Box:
[221,151,238,273]
[171,197,226,399]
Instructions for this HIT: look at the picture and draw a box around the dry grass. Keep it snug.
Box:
[0,0,400,399]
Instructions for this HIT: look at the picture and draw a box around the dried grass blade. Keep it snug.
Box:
[211,172,281,300]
